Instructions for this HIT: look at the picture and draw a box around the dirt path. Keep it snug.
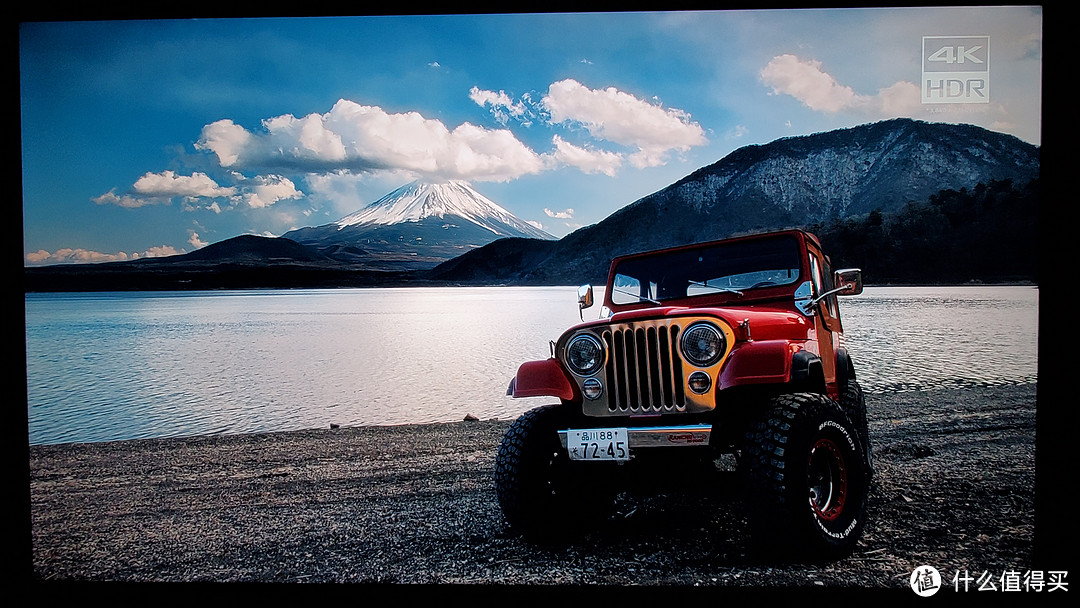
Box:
[27,383,1051,593]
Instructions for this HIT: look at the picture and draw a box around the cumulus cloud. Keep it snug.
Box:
[188,231,208,249]
[95,169,299,211]
[25,245,182,265]
[236,174,303,209]
[95,170,234,209]
[760,54,921,117]
[541,79,707,168]
[132,170,237,199]
[550,135,622,176]
[195,99,546,183]
[78,83,712,264]
[194,120,252,167]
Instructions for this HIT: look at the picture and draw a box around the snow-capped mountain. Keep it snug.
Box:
[333,180,552,239]
[282,180,553,270]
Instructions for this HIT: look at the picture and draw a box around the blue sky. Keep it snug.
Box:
[20,8,1043,265]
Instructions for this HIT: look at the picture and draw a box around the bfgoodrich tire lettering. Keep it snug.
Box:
[840,379,873,476]
[740,393,870,560]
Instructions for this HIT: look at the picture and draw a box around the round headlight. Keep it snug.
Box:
[566,333,604,376]
[680,322,725,367]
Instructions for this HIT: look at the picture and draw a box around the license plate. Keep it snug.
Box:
[566,428,630,461]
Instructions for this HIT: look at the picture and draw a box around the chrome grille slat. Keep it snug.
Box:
[602,323,685,413]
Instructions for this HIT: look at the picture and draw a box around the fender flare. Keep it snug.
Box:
[791,349,822,383]
[789,348,828,393]
[506,358,577,401]
[836,347,855,395]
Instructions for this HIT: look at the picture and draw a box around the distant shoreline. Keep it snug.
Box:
[21,269,1040,294]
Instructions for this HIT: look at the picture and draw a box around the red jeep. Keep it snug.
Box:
[495,229,871,560]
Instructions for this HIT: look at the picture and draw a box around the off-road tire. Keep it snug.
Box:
[494,404,610,538]
[840,380,873,475]
[740,393,870,561]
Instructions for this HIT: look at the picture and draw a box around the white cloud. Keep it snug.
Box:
[542,79,707,167]
[188,231,208,249]
[869,81,923,117]
[95,170,294,211]
[543,207,575,219]
[196,99,546,183]
[132,170,237,199]
[550,135,622,176]
[760,54,859,113]
[95,170,234,209]
[760,54,921,118]
[141,245,182,258]
[469,86,527,125]
[194,119,252,167]
[25,245,182,265]
[236,174,303,209]
[92,189,169,209]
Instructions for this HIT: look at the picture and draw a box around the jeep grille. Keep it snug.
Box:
[601,323,686,413]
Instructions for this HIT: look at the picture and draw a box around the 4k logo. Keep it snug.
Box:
[922,36,990,104]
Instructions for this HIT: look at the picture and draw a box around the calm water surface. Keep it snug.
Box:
[24,286,1038,445]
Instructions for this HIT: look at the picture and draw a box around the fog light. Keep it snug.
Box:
[582,377,603,400]
[687,371,712,394]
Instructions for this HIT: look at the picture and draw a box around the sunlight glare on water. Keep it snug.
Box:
[25,285,1037,445]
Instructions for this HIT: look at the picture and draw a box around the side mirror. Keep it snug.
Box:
[834,268,863,296]
[577,284,594,320]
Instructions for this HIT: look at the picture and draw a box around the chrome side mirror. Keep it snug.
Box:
[577,284,594,320]
[834,268,863,296]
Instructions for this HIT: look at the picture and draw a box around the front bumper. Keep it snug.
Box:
[558,424,711,450]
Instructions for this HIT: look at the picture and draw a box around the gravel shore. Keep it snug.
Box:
[26,383,1059,593]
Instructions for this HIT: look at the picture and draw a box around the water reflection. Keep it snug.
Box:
[25,285,1037,445]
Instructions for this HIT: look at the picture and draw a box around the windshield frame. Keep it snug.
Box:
[603,231,810,311]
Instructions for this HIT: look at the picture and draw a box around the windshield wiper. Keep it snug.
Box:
[688,280,743,296]
[613,287,660,304]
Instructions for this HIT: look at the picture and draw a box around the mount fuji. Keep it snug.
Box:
[282,180,554,270]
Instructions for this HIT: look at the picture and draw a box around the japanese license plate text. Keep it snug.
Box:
[567,428,629,461]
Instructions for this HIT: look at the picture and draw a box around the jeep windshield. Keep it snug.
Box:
[609,235,803,305]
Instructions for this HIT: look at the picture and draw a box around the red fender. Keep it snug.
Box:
[717,340,800,389]
[506,358,577,400]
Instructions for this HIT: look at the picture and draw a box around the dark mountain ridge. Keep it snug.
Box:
[24,118,1039,291]
[430,118,1039,285]
[137,234,330,266]
[22,235,422,292]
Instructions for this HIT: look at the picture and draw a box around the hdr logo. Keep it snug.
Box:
[922,36,990,104]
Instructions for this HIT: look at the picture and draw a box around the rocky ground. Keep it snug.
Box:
[25,383,1064,596]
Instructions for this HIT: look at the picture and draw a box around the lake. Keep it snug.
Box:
[24,285,1038,446]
